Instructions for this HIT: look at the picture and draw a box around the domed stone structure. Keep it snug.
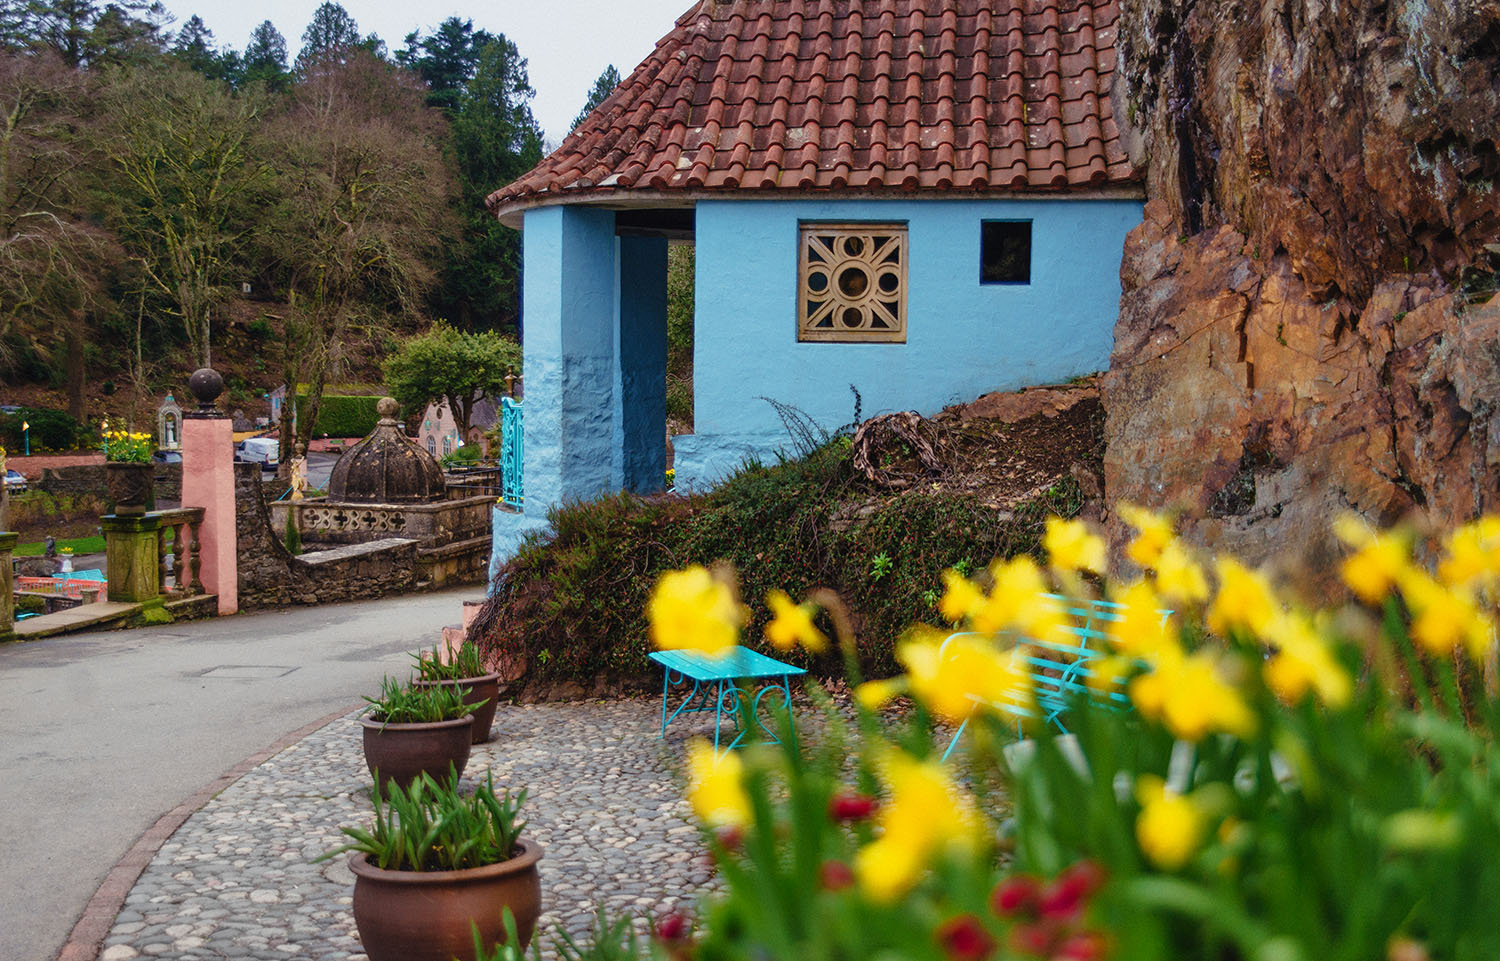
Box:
[328,398,446,504]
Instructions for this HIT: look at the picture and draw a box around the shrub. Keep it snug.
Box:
[474,439,1082,691]
[293,394,381,438]
[0,407,87,451]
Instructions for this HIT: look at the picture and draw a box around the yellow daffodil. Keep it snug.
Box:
[764,589,827,653]
[1086,654,1133,694]
[686,740,750,828]
[855,751,977,901]
[1153,539,1209,605]
[938,569,986,624]
[1130,645,1255,741]
[1044,517,1106,575]
[1119,503,1175,568]
[1108,580,1176,658]
[1207,558,1279,639]
[1262,610,1351,707]
[854,677,904,711]
[647,565,746,655]
[1439,517,1500,590]
[1335,515,1413,605]
[898,631,1033,723]
[976,557,1067,643]
[1399,569,1495,659]
[1135,775,1205,871]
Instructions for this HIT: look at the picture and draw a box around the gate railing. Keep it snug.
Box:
[500,396,523,509]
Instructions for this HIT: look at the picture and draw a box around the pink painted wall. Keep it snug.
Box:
[181,417,237,614]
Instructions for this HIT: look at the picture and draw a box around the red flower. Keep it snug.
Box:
[655,913,690,943]
[828,792,879,821]
[936,914,997,961]
[1053,931,1109,960]
[1009,920,1064,959]
[1038,861,1107,922]
[991,875,1041,917]
[818,859,856,891]
[714,825,744,852]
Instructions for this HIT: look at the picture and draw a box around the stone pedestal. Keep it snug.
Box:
[182,415,238,614]
[102,515,161,603]
[0,531,16,642]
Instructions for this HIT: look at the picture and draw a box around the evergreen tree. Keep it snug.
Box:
[242,19,289,90]
[171,14,213,73]
[396,16,493,114]
[438,34,543,330]
[294,1,357,74]
[572,64,620,131]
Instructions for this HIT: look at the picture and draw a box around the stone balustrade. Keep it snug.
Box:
[154,507,205,597]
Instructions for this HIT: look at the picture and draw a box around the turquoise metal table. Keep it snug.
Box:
[648,646,806,753]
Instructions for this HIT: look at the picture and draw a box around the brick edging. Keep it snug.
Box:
[55,704,359,961]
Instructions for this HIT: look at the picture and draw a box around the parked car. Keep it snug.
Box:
[4,468,26,492]
[234,437,279,470]
[150,450,182,464]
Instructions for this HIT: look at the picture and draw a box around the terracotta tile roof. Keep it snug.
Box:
[489,0,1137,221]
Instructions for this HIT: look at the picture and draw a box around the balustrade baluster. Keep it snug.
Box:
[188,519,204,595]
[157,526,168,596]
[172,522,188,593]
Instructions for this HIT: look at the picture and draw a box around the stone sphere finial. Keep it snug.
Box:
[376,397,400,421]
[188,367,224,415]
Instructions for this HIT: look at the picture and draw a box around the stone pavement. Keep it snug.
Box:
[93,696,792,961]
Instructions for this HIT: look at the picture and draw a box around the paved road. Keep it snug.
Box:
[0,588,477,961]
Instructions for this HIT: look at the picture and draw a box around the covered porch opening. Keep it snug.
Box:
[514,203,694,517]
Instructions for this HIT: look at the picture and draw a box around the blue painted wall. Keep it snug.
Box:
[674,196,1142,489]
[520,205,617,508]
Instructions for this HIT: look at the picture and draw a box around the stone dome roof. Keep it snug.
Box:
[327,398,447,504]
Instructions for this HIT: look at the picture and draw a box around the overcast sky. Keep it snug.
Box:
[155,0,694,143]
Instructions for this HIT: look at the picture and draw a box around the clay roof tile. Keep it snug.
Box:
[488,0,1137,217]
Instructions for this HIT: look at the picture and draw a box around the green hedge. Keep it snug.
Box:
[293,394,382,438]
[472,439,1083,693]
[0,407,88,451]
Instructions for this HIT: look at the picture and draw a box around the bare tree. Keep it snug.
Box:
[258,50,454,456]
[102,63,262,368]
[0,51,119,417]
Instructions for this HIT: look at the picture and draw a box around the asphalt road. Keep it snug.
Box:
[0,587,478,961]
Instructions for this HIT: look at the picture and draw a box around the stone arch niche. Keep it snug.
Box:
[157,394,183,450]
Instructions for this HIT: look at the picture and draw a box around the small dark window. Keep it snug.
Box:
[981,220,1032,284]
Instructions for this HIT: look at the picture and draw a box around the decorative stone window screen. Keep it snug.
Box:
[798,223,907,343]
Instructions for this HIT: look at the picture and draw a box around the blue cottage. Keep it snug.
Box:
[486,0,1142,562]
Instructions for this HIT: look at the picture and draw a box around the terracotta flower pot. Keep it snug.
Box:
[413,673,500,744]
[360,715,473,792]
[349,839,544,961]
[105,461,154,516]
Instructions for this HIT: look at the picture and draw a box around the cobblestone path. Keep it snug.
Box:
[96,697,770,961]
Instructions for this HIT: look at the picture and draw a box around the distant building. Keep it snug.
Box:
[417,396,500,459]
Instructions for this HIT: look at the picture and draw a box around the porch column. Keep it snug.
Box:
[522,205,618,509]
[617,236,667,493]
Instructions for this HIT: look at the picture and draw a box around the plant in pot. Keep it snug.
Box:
[361,676,483,792]
[101,425,154,516]
[327,770,542,961]
[412,640,501,744]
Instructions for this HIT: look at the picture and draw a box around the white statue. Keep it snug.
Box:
[289,442,309,500]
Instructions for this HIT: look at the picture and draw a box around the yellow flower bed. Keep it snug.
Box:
[636,510,1500,961]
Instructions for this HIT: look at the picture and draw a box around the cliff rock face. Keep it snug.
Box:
[1103,0,1500,582]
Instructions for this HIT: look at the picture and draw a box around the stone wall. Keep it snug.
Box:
[38,463,182,501]
[1101,0,1500,588]
[234,464,419,610]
